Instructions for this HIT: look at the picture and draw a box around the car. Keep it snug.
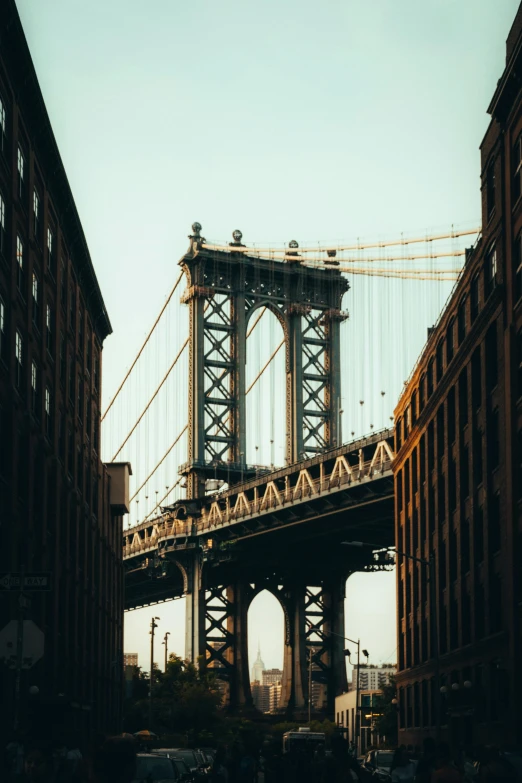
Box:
[133,753,178,782]
[363,749,394,781]
[152,749,208,780]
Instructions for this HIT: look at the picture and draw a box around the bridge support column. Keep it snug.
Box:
[323,575,349,712]
[185,552,204,663]
[281,583,307,714]
[227,580,252,710]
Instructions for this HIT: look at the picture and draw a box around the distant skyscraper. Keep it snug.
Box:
[251,644,266,683]
[262,668,283,687]
[124,653,138,668]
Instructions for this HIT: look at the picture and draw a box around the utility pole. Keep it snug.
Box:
[163,631,170,671]
[355,640,360,755]
[149,616,160,730]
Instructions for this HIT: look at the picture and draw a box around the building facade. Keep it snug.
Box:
[251,680,270,713]
[0,0,129,740]
[393,3,522,748]
[351,664,396,691]
[335,689,385,754]
[123,654,139,668]
[262,668,283,687]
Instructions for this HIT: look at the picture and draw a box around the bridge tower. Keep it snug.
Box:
[180,223,349,499]
[177,224,350,715]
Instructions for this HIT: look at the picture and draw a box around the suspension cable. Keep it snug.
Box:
[129,425,188,503]
[246,306,266,337]
[111,338,188,461]
[200,226,480,256]
[144,476,184,521]
[246,339,285,395]
[102,271,184,421]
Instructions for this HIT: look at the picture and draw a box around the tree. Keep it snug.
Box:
[371,675,398,745]
[122,654,223,737]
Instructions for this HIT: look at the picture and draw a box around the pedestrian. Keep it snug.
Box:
[390,747,416,782]
[415,738,437,783]
[91,736,136,783]
[211,748,229,782]
[430,743,463,782]
[18,746,56,783]
[5,733,25,782]
[475,746,517,782]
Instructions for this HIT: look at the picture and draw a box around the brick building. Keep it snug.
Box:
[0,0,130,739]
[393,3,522,748]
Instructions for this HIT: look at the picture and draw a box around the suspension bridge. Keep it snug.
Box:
[104,221,479,714]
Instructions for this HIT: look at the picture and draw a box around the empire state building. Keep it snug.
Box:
[251,644,266,682]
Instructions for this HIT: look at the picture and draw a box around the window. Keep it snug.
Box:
[86,327,92,373]
[32,273,40,328]
[486,159,495,218]
[93,416,99,453]
[68,356,75,403]
[0,192,5,255]
[68,427,74,478]
[514,232,522,304]
[60,258,67,310]
[459,369,468,427]
[47,227,56,278]
[488,409,500,470]
[78,376,84,422]
[419,374,425,412]
[45,387,52,438]
[46,304,53,356]
[471,348,482,410]
[86,401,92,441]
[488,493,501,553]
[59,332,66,386]
[461,445,469,499]
[457,296,466,344]
[470,274,479,322]
[17,146,26,201]
[16,235,25,296]
[446,319,454,363]
[514,132,522,203]
[58,412,65,460]
[485,322,498,392]
[94,350,99,392]
[473,425,483,485]
[31,360,38,416]
[0,95,6,153]
[485,246,497,298]
[33,190,41,241]
[436,341,443,383]
[427,358,434,397]
[69,285,76,331]
[0,295,6,362]
[447,387,456,443]
[15,330,23,389]
[461,518,470,573]
[78,305,84,354]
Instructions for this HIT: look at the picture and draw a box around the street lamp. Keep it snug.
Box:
[149,616,160,730]
[162,632,171,671]
[342,540,441,740]
[343,637,369,755]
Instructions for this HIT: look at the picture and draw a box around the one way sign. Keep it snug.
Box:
[0,573,51,591]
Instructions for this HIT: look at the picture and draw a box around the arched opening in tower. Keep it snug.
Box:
[247,589,285,715]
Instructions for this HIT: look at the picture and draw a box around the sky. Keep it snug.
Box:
[15,0,520,680]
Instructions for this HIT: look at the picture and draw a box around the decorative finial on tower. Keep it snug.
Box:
[232,229,243,243]
[288,239,299,249]
[191,222,202,238]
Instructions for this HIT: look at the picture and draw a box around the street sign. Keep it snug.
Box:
[0,620,45,669]
[0,572,51,591]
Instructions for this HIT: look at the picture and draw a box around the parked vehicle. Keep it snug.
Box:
[133,753,177,782]
[363,749,394,781]
[152,749,208,780]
